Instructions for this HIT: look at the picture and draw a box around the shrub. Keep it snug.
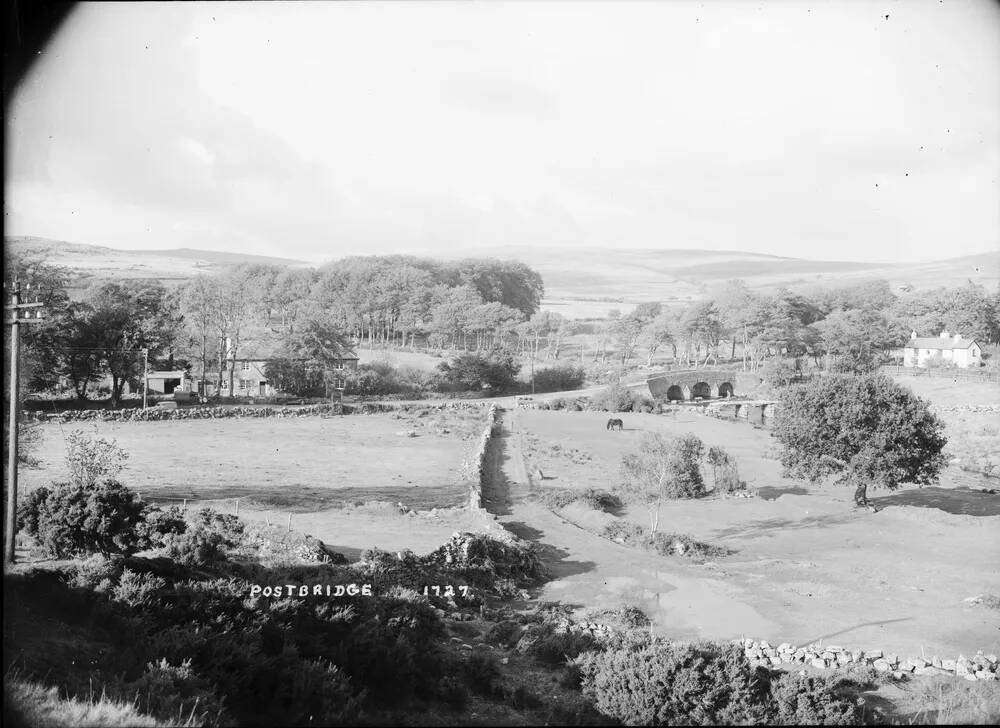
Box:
[579,638,774,725]
[465,653,502,694]
[528,626,598,666]
[538,487,620,512]
[21,480,149,558]
[111,568,168,608]
[66,553,126,592]
[64,430,129,488]
[436,352,521,393]
[140,505,188,548]
[588,383,633,412]
[436,676,469,710]
[761,358,801,388]
[162,526,229,565]
[532,364,586,393]
[120,658,228,726]
[769,672,860,725]
[603,520,644,543]
[620,432,706,532]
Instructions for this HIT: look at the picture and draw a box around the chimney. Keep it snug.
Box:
[939,330,950,339]
[910,330,917,340]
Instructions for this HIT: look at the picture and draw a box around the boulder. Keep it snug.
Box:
[873,659,891,673]
[810,658,828,669]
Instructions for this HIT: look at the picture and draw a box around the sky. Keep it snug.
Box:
[5,1,1000,265]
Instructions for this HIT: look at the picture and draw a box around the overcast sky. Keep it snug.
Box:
[5,1,999,264]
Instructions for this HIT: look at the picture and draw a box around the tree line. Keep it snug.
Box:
[582,279,999,373]
[5,253,547,402]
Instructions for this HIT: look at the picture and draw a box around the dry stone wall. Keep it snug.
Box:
[466,404,501,510]
[738,638,998,681]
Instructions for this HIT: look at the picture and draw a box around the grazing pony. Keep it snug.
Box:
[606,418,623,431]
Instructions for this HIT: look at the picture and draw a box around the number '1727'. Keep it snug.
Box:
[423,585,470,597]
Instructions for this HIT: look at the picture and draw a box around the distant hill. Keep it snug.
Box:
[4,237,308,294]
[430,245,999,302]
[5,236,997,307]
[126,247,305,266]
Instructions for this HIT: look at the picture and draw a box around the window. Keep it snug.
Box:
[242,362,252,372]
[239,379,252,390]
[332,377,346,390]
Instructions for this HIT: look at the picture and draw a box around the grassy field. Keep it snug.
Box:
[890,374,1000,478]
[21,409,486,512]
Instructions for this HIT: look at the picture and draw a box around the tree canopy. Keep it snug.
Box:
[772,373,947,508]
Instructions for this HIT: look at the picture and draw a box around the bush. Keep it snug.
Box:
[19,480,149,558]
[66,553,125,592]
[761,358,801,388]
[119,658,228,726]
[465,653,502,694]
[538,487,621,513]
[111,568,168,608]
[140,505,188,548]
[162,526,229,565]
[769,672,860,725]
[435,352,521,393]
[588,383,634,412]
[63,430,129,488]
[532,364,586,393]
[345,362,430,397]
[579,638,774,725]
[529,627,598,666]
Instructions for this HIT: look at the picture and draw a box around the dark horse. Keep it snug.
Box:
[606,418,623,431]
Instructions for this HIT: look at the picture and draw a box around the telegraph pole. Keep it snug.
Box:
[142,348,149,410]
[4,281,46,565]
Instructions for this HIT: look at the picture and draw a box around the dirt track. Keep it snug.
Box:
[484,408,1000,660]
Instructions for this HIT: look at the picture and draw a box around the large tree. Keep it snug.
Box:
[772,374,947,509]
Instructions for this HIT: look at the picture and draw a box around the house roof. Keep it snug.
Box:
[906,337,977,351]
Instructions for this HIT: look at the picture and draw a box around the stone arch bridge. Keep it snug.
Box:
[646,368,754,401]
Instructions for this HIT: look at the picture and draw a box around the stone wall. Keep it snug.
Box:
[24,403,345,422]
[466,404,501,510]
[737,638,997,681]
[23,399,493,423]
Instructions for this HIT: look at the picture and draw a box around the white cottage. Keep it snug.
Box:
[903,330,982,369]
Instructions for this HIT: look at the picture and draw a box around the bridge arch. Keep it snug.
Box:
[717,382,734,398]
[666,385,684,401]
[691,382,711,399]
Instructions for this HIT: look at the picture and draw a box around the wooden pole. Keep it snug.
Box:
[142,348,149,410]
[286,513,291,532]
[5,282,21,565]
[235,498,239,516]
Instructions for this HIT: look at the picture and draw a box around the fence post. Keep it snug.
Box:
[287,513,292,532]
[235,498,239,517]
[182,498,187,513]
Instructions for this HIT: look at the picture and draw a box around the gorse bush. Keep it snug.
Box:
[18,480,149,558]
[111,568,167,608]
[578,635,863,726]
[770,672,860,725]
[119,658,228,727]
[579,637,774,725]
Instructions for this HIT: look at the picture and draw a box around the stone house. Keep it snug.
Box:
[903,330,983,369]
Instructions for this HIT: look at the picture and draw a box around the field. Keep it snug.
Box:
[888,374,1000,477]
[19,408,493,555]
[501,404,1000,660]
